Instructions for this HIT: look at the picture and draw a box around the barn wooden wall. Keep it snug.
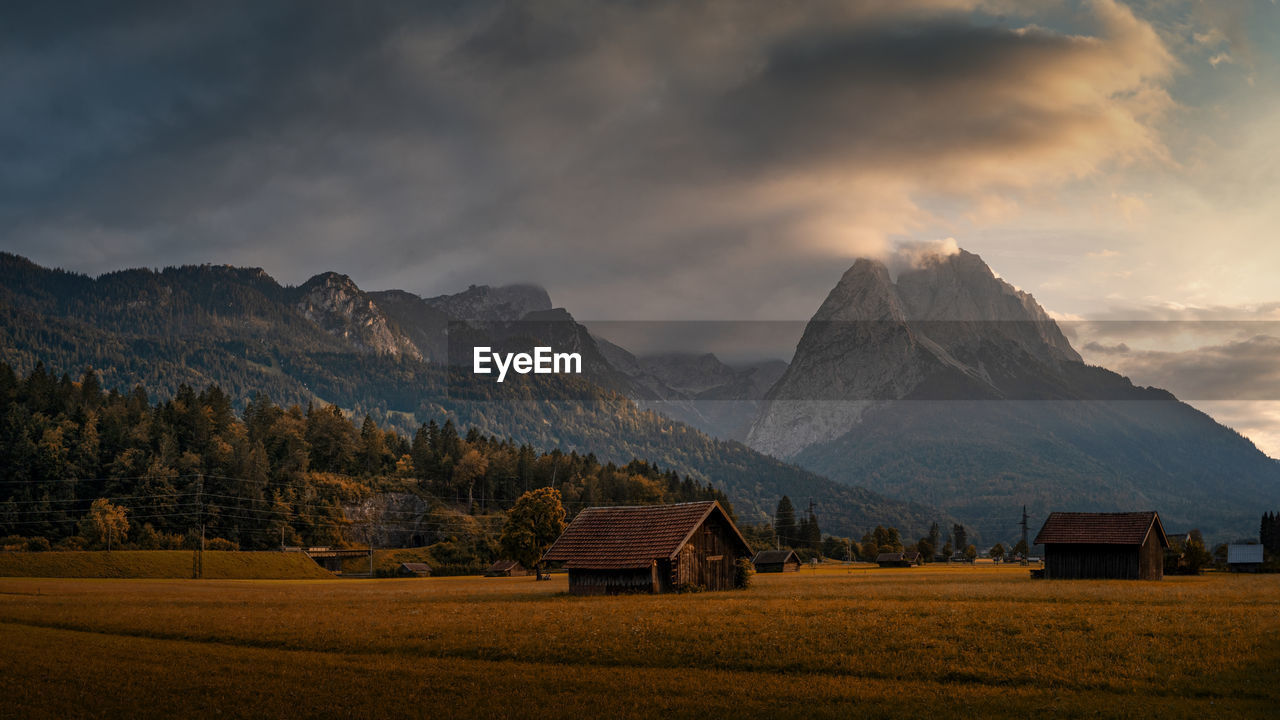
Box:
[671,514,742,591]
[1045,536,1164,580]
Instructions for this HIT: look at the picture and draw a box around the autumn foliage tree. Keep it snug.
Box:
[78,498,128,551]
[500,487,566,579]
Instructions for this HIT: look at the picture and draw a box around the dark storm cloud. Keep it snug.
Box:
[1,0,1175,320]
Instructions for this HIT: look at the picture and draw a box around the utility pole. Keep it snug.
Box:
[192,475,204,580]
[1020,505,1029,566]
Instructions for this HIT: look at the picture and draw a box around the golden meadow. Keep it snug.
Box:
[1,564,1276,718]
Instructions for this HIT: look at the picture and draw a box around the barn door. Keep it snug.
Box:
[677,543,696,586]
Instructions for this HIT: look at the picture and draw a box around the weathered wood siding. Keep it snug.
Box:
[670,513,743,591]
[754,560,800,573]
[1138,531,1164,580]
[567,566,658,595]
[1044,534,1164,580]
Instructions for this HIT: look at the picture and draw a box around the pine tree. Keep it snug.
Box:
[775,496,797,548]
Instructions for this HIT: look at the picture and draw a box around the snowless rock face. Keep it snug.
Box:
[746,250,1081,458]
[295,272,421,359]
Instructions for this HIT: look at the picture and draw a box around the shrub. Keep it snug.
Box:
[54,536,87,551]
[734,557,755,589]
[1,535,27,551]
[26,536,51,552]
[205,538,240,551]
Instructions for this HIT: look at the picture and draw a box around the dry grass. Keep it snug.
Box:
[0,565,1276,718]
[0,550,333,579]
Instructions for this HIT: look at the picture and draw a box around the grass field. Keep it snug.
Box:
[0,565,1276,718]
[0,550,333,579]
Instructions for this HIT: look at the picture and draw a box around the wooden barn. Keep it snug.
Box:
[875,552,912,568]
[1034,511,1168,580]
[396,562,432,577]
[1227,544,1264,573]
[541,501,752,595]
[752,549,801,573]
[485,559,530,577]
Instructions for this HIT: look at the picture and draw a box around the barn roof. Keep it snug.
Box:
[752,549,799,564]
[1227,544,1264,564]
[542,501,750,570]
[876,552,905,563]
[1034,511,1168,548]
[487,559,524,572]
[399,562,431,572]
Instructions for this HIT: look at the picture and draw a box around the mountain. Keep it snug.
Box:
[599,348,788,441]
[747,249,1280,542]
[0,253,943,537]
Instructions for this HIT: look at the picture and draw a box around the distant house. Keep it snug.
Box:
[541,501,753,595]
[397,562,432,577]
[1034,511,1168,580]
[902,551,922,565]
[876,552,912,568]
[949,553,969,563]
[752,549,801,573]
[485,559,530,577]
[1227,544,1264,573]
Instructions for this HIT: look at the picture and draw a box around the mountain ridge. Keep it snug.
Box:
[747,248,1280,541]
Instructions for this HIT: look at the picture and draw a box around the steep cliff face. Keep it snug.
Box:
[293,272,422,359]
[747,251,1091,457]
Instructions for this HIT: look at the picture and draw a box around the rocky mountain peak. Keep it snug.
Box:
[747,247,1085,458]
[294,272,420,359]
[424,283,552,322]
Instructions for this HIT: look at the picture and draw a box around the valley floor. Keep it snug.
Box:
[0,566,1276,719]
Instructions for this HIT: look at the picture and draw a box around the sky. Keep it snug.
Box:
[3,1,1280,454]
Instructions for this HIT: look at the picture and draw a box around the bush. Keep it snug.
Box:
[1,535,27,551]
[205,538,240,551]
[54,536,87,551]
[26,536,51,552]
[734,557,755,589]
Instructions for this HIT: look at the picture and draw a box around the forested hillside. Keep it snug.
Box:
[0,362,732,557]
[0,254,945,536]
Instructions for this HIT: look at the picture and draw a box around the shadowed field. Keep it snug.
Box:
[0,565,1276,718]
[0,550,334,579]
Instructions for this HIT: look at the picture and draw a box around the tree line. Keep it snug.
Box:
[0,362,731,555]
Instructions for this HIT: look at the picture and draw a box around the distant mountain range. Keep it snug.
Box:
[0,252,941,538]
[4,248,1274,542]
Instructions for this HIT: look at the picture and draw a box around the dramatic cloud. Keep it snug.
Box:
[3,1,1277,452]
[1,0,1180,321]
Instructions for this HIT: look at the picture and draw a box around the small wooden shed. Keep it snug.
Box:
[541,501,752,595]
[1227,544,1264,573]
[1034,511,1168,580]
[485,559,530,577]
[877,551,922,567]
[752,549,801,573]
[397,562,432,577]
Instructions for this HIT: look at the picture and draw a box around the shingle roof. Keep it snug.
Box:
[399,562,431,572]
[752,550,799,564]
[876,552,905,563]
[487,559,524,572]
[1034,511,1168,547]
[542,501,749,569]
